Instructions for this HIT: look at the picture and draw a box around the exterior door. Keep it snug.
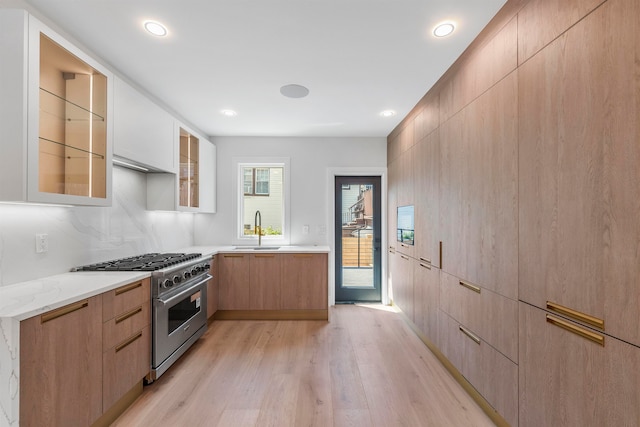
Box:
[334,176,382,302]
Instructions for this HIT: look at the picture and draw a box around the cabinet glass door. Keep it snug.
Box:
[179,128,199,208]
[39,34,107,198]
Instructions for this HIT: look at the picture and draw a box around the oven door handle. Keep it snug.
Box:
[156,274,212,307]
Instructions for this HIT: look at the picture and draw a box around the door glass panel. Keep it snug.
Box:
[341,183,375,288]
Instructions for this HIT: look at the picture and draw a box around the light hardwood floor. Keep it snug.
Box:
[113,305,495,426]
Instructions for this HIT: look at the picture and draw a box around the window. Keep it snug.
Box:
[236,159,290,243]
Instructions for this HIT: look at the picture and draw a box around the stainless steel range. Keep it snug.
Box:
[74,253,211,381]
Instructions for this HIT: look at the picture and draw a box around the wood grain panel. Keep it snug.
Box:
[519,302,640,427]
[250,253,283,309]
[218,253,251,310]
[413,261,439,344]
[414,129,440,266]
[103,326,151,410]
[440,271,518,364]
[102,278,150,321]
[20,295,103,427]
[518,0,640,346]
[207,256,219,318]
[281,253,328,310]
[517,0,605,64]
[440,16,518,122]
[390,253,414,321]
[103,301,150,350]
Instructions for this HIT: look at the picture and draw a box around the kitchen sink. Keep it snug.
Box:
[232,246,281,250]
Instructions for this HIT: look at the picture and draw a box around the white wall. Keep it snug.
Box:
[0,167,194,286]
[194,136,387,246]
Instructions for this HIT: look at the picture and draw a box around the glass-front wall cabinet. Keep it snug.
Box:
[39,34,107,199]
[179,127,199,208]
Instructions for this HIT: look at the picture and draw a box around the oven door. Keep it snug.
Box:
[152,274,210,369]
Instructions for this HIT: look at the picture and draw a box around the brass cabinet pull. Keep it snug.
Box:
[419,257,431,264]
[419,263,431,270]
[293,254,313,258]
[41,300,89,324]
[459,280,481,294]
[115,281,143,296]
[389,246,396,251]
[439,241,443,268]
[546,314,605,347]
[115,331,143,353]
[115,306,143,324]
[255,254,276,258]
[223,254,245,258]
[546,301,604,330]
[400,255,409,260]
[459,325,481,345]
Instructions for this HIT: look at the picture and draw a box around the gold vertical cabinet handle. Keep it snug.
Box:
[546,301,604,331]
[419,263,431,270]
[115,281,143,296]
[41,300,89,324]
[546,314,605,347]
[115,306,143,324]
[115,331,143,353]
[459,280,481,294]
[459,325,481,345]
[439,241,443,268]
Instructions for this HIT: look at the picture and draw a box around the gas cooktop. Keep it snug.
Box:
[73,253,202,272]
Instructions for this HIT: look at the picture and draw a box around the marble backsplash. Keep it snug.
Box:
[0,166,195,287]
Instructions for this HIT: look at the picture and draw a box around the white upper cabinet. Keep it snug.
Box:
[0,10,113,206]
[112,76,174,172]
[147,123,216,213]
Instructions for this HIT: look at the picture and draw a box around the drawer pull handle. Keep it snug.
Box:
[223,254,245,258]
[546,301,604,330]
[41,300,89,324]
[115,281,143,296]
[546,314,605,346]
[255,254,276,258]
[419,257,431,264]
[116,331,143,353]
[115,306,143,324]
[439,241,443,269]
[419,263,431,270]
[389,246,395,250]
[459,280,481,294]
[459,325,481,345]
[293,254,313,258]
[400,255,409,260]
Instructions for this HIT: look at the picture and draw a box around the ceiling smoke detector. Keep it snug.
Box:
[280,84,310,99]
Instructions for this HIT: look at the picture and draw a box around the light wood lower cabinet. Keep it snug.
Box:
[519,302,640,427]
[439,271,518,363]
[102,279,151,410]
[280,253,328,310]
[439,310,518,427]
[20,296,104,427]
[413,259,439,345]
[218,252,328,313]
[390,251,414,321]
[20,278,152,426]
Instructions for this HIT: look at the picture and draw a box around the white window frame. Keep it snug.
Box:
[234,157,290,246]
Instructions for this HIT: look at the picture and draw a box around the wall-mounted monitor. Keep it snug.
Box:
[397,205,414,245]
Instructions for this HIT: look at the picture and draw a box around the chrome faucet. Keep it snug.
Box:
[254,210,262,246]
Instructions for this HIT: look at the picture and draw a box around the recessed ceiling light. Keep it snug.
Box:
[220,109,237,117]
[280,84,310,99]
[144,20,168,37]
[433,22,455,38]
[380,110,396,117]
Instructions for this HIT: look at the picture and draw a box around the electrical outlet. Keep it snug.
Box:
[302,225,310,235]
[35,233,48,253]
[318,225,326,235]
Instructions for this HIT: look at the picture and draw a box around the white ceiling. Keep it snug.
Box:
[22,0,507,138]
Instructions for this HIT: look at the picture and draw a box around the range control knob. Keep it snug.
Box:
[183,271,191,280]
[190,267,199,276]
[162,279,173,288]
[204,263,211,270]
[173,275,182,284]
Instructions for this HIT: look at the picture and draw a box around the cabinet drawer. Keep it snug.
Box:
[103,302,150,350]
[438,310,518,426]
[439,271,517,362]
[103,278,150,320]
[103,325,151,410]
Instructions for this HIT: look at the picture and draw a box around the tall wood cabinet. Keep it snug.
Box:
[0,10,113,206]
